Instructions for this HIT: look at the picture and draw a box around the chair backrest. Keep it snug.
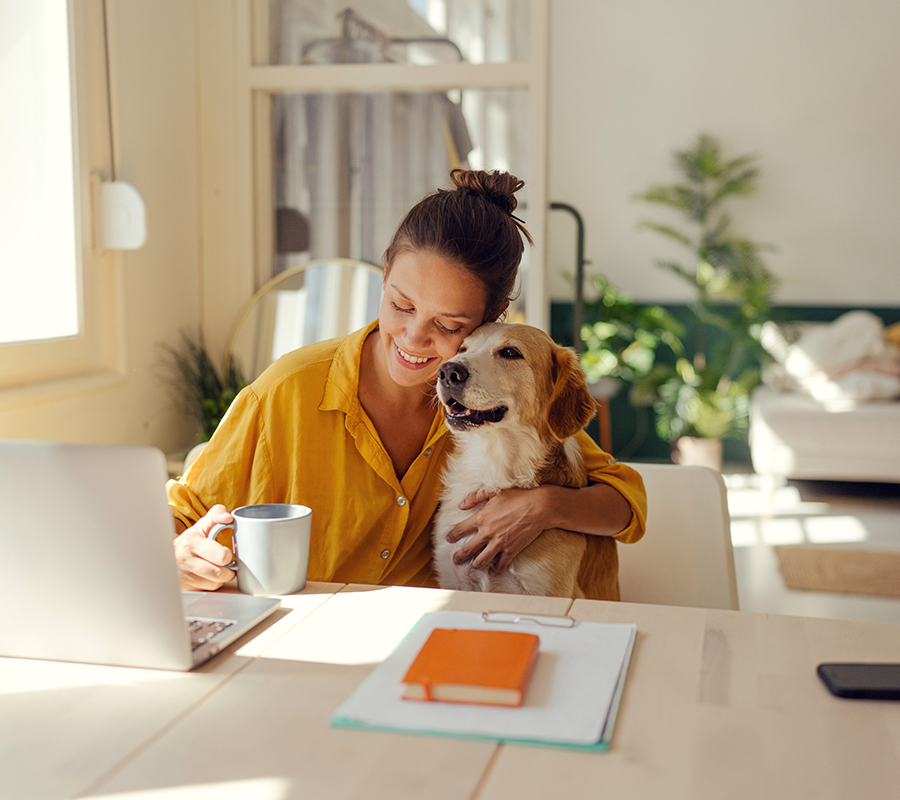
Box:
[618,462,739,610]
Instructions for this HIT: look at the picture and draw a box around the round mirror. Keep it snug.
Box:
[224,258,383,383]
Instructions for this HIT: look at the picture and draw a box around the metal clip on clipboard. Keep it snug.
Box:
[481,611,578,628]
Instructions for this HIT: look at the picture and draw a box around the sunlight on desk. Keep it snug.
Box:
[255,585,455,666]
[228,582,340,659]
[81,777,291,800]
[0,657,181,696]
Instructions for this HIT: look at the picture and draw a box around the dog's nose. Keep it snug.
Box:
[438,362,469,387]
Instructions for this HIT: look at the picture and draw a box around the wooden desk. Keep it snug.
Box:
[3,584,900,800]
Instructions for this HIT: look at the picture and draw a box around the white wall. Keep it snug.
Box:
[546,0,900,306]
[0,0,201,452]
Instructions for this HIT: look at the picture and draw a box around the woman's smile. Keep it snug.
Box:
[394,342,436,368]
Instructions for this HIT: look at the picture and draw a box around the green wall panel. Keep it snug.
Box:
[551,302,900,465]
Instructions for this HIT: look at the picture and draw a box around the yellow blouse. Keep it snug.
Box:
[166,321,647,590]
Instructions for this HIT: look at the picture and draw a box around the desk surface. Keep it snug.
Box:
[3,584,900,800]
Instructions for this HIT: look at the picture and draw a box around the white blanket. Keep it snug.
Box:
[782,311,900,403]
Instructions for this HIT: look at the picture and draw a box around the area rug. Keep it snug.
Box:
[775,546,900,598]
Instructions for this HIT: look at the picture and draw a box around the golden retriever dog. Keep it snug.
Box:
[433,322,619,599]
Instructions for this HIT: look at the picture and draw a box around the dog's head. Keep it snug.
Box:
[436,322,597,440]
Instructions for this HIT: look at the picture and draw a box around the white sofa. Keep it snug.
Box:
[749,312,900,485]
[749,386,900,484]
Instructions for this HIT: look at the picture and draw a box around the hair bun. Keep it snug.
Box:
[450,169,525,214]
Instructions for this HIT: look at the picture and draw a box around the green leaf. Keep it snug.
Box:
[655,259,696,284]
[712,168,760,203]
[638,221,693,248]
[674,134,722,181]
[161,330,247,442]
[634,184,696,212]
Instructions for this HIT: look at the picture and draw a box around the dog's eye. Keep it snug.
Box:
[457,346,468,354]
[498,347,523,360]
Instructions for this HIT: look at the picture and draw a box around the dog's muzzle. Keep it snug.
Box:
[438,361,469,388]
[438,361,508,430]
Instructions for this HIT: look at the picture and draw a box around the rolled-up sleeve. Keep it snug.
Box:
[574,431,647,544]
[166,385,274,532]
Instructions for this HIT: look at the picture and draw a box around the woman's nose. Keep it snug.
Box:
[405,317,432,348]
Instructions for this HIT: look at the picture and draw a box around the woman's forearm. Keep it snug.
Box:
[539,482,633,538]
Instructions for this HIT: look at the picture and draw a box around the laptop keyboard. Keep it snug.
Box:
[187,616,237,651]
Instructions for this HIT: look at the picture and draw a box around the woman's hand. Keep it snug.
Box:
[173,504,236,591]
[445,487,552,576]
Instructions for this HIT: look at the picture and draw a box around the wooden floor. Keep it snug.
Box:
[724,472,900,624]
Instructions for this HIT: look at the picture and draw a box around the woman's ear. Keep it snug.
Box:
[485,301,510,323]
[547,346,597,440]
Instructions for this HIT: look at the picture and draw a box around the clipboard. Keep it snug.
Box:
[331,609,636,751]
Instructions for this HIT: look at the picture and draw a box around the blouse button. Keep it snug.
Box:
[424,448,432,457]
[380,549,390,559]
[608,458,616,465]
[397,496,407,506]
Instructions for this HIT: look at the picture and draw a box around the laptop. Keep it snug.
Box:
[0,439,281,670]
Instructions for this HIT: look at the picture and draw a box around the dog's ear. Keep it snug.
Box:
[547,346,597,440]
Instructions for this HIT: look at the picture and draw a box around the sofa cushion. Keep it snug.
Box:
[750,386,900,482]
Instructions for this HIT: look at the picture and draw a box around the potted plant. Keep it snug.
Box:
[162,330,247,444]
[579,274,684,402]
[632,134,778,470]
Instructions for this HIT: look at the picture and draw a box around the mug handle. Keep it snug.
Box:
[207,521,238,570]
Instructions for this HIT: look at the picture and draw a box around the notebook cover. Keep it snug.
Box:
[402,628,540,706]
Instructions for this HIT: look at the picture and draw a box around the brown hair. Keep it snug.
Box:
[383,169,534,322]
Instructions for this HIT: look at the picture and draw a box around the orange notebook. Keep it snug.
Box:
[401,628,540,707]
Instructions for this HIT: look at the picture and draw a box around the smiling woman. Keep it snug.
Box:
[167,169,646,597]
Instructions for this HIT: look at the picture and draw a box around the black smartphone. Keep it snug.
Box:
[817,663,900,700]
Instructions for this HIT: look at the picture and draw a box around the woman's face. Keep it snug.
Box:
[379,250,489,389]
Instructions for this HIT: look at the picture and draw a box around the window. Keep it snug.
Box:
[0,0,121,393]
[196,0,549,341]
[269,87,530,268]
[0,0,79,345]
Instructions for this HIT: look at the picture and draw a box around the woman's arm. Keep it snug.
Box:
[445,481,633,575]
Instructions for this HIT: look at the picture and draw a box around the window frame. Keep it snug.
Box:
[0,0,125,399]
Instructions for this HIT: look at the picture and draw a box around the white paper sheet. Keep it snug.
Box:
[332,610,636,748]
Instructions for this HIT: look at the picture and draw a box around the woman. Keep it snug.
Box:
[168,169,646,597]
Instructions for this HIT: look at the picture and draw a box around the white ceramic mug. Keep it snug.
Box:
[207,504,312,596]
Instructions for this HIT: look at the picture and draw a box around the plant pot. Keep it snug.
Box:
[672,436,723,472]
